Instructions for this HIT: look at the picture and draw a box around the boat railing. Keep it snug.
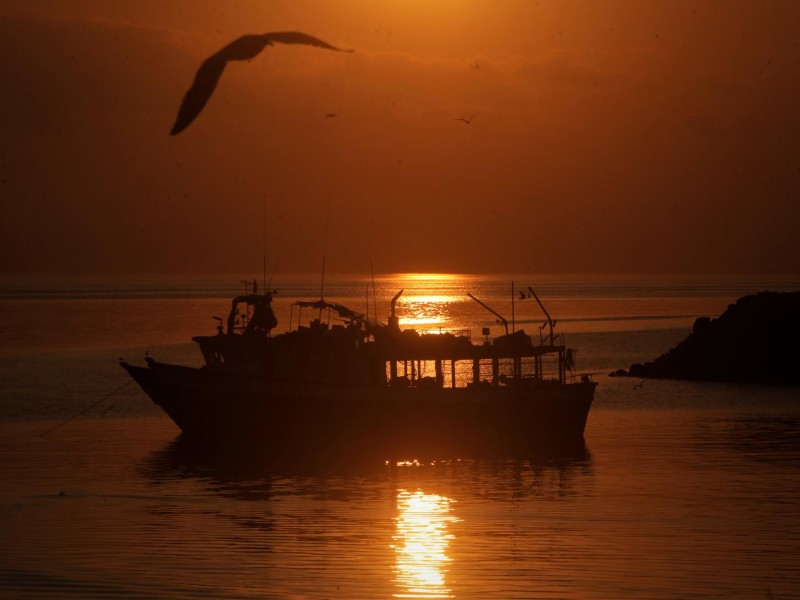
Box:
[289,299,383,334]
[434,327,472,341]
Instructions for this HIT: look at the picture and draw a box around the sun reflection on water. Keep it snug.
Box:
[378,273,477,331]
[391,489,460,599]
[397,296,453,328]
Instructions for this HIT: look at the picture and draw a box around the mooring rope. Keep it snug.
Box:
[39,379,133,438]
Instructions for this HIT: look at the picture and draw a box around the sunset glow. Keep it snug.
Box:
[2,3,798,275]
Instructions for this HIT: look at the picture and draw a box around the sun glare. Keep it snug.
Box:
[392,490,459,599]
[384,274,471,329]
[395,273,461,283]
[397,295,453,328]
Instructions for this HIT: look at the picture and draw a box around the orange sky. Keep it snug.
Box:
[1,1,798,275]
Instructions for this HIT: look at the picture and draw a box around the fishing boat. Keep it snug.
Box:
[121,283,596,458]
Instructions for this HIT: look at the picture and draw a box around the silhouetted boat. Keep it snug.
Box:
[121,285,596,457]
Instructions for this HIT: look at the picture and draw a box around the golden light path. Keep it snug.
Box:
[391,489,460,599]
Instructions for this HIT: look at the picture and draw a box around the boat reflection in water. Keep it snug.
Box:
[139,435,591,598]
[392,489,460,599]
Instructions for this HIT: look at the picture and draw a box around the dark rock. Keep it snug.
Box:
[628,363,646,378]
[608,368,628,377]
[622,291,800,385]
[692,316,711,334]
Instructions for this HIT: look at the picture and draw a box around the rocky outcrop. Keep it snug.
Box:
[618,291,800,385]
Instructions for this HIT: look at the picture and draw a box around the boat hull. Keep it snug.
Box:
[122,361,595,459]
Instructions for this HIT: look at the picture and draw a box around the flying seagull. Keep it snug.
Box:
[171,31,352,135]
[454,112,481,125]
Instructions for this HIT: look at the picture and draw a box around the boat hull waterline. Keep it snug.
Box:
[121,360,595,457]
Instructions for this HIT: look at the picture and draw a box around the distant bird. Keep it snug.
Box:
[325,113,337,118]
[171,32,352,135]
[454,112,481,125]
[633,379,647,390]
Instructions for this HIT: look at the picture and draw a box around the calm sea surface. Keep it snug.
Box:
[1,273,799,598]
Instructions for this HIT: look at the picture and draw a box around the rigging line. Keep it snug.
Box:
[39,379,133,438]
[267,256,279,290]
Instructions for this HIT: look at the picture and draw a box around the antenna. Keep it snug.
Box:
[320,202,330,301]
[267,256,279,290]
[370,260,378,322]
[262,193,267,293]
[511,280,515,333]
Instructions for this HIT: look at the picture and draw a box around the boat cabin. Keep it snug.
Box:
[193,289,578,389]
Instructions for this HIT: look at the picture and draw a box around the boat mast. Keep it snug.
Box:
[467,293,509,336]
[527,286,555,345]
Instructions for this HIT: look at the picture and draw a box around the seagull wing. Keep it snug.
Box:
[170,31,351,135]
[263,31,353,52]
[170,56,227,135]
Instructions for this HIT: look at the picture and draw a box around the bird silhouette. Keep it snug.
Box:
[454,112,481,125]
[171,32,352,135]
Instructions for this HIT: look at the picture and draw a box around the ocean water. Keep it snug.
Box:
[0,273,799,598]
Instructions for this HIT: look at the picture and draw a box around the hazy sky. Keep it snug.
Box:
[1,1,798,275]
